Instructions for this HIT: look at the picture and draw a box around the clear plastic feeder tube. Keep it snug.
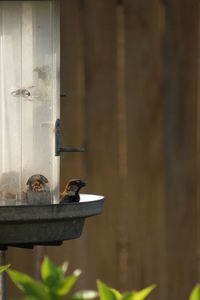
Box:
[0,1,60,205]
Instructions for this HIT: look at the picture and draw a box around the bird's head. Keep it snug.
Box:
[26,174,49,192]
[65,179,86,196]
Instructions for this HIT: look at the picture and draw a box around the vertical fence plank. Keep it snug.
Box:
[47,0,89,284]
[163,0,199,298]
[81,0,120,288]
[197,0,200,284]
[115,2,129,291]
[7,249,35,299]
[59,0,86,187]
[123,1,165,299]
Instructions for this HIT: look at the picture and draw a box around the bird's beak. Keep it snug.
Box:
[80,181,86,187]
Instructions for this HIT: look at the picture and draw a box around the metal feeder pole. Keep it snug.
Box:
[0,251,6,300]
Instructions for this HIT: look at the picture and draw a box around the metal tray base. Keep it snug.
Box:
[0,194,104,249]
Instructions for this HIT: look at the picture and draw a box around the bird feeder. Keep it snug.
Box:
[0,0,104,249]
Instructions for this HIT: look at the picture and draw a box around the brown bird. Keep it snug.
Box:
[26,174,49,192]
[60,179,86,204]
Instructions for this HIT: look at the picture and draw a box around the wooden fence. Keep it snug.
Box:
[6,1,200,299]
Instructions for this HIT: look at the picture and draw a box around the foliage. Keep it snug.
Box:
[96,280,155,300]
[7,256,97,300]
[190,285,200,300]
[5,256,200,300]
[0,264,10,273]
[6,257,155,300]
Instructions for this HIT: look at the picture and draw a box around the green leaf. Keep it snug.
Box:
[122,291,136,300]
[40,257,81,298]
[41,256,60,287]
[97,280,118,300]
[110,289,122,300]
[122,285,156,300]
[0,264,10,273]
[61,261,68,275]
[70,290,99,300]
[190,284,200,300]
[56,269,82,296]
[134,285,156,300]
[7,269,51,300]
[57,261,68,280]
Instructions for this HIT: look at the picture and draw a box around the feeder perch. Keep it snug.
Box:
[0,0,104,250]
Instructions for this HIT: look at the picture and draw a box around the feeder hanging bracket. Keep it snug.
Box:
[55,119,84,156]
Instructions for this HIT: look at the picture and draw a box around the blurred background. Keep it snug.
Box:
[6,0,200,299]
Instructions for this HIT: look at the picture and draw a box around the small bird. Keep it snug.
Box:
[60,179,86,204]
[26,174,49,192]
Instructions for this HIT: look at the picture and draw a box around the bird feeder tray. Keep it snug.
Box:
[0,194,104,250]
